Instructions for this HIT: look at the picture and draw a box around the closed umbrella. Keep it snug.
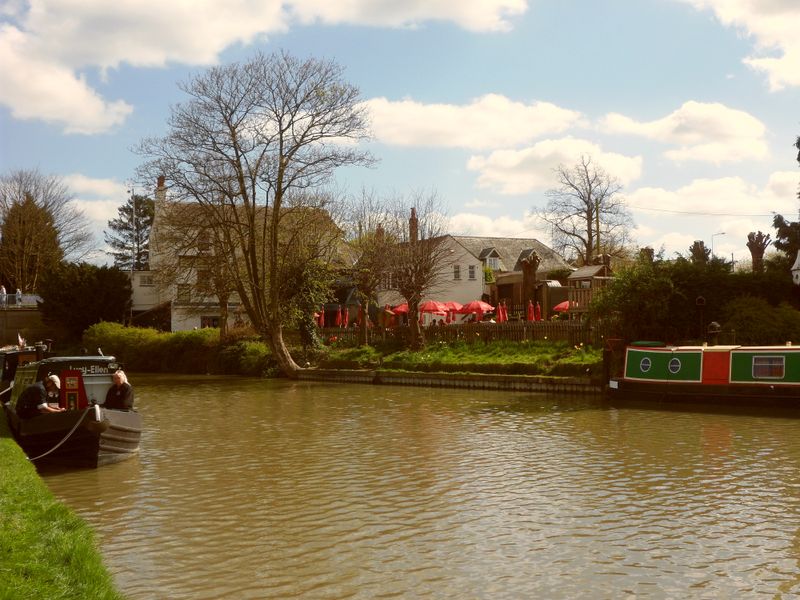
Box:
[527,300,535,322]
[319,306,326,327]
[535,302,542,321]
[336,305,343,327]
[343,306,350,327]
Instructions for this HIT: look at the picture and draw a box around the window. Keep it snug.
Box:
[139,275,154,287]
[668,358,682,374]
[176,284,191,304]
[486,257,500,270]
[753,356,785,379]
[380,272,394,290]
[453,265,461,280]
[198,230,211,253]
[200,316,219,328]
[468,265,476,280]
[196,270,211,294]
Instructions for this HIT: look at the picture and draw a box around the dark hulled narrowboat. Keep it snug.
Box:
[608,343,800,407]
[3,355,142,468]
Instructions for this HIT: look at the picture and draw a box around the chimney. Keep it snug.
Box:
[409,207,418,244]
[155,176,166,204]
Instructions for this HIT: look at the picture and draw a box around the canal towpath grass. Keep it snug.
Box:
[0,412,123,600]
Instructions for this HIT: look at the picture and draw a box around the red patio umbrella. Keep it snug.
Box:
[343,306,350,327]
[336,305,343,327]
[318,306,326,327]
[357,304,364,327]
[535,302,542,321]
[460,300,494,321]
[392,303,409,314]
[419,299,448,314]
[527,300,535,322]
[553,300,570,313]
[444,301,463,312]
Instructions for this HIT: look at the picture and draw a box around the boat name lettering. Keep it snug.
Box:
[69,365,110,375]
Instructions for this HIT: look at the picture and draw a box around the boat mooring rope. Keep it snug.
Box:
[27,406,94,462]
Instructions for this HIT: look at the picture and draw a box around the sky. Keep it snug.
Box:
[1,0,799,268]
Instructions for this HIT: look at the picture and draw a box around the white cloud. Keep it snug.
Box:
[627,174,796,216]
[678,0,800,90]
[467,137,643,195]
[627,172,798,257]
[63,174,128,199]
[365,94,583,150]
[464,197,501,209]
[600,101,768,164]
[289,0,527,32]
[61,174,128,240]
[448,211,545,238]
[0,0,528,133]
[70,198,120,224]
[0,25,133,134]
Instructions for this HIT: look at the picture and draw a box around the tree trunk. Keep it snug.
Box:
[408,302,424,350]
[267,325,301,378]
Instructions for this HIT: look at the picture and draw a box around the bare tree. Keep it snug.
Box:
[138,51,372,375]
[746,231,771,274]
[537,155,633,265]
[0,169,94,261]
[341,189,400,346]
[151,197,237,337]
[388,192,453,350]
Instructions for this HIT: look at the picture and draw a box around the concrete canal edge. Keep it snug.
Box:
[297,368,603,395]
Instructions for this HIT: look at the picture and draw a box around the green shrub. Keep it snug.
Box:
[83,323,273,376]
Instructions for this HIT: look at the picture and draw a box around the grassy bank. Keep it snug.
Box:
[0,413,123,599]
[319,340,603,379]
[81,323,603,380]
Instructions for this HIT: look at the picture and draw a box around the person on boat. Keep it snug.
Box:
[104,370,134,410]
[16,375,65,419]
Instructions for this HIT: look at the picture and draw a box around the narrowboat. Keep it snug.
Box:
[0,342,52,403]
[607,342,800,406]
[3,355,142,468]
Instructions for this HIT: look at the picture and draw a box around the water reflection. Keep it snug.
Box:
[42,375,800,599]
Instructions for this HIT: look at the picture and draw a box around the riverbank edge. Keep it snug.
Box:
[0,411,123,599]
[297,367,604,394]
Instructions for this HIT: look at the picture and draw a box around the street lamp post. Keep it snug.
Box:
[711,231,726,258]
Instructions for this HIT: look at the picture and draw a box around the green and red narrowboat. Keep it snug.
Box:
[608,343,800,406]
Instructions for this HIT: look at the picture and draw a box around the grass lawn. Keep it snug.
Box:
[0,412,123,600]
[320,340,603,378]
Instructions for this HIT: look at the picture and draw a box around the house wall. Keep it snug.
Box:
[129,270,160,312]
[376,237,484,308]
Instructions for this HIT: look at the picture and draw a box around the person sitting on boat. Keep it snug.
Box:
[16,375,65,419]
[104,370,134,411]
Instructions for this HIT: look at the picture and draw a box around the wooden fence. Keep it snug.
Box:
[322,320,602,347]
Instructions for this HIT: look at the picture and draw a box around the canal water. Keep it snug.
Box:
[41,374,800,599]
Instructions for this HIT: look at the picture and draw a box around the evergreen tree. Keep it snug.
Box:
[38,263,131,340]
[0,193,63,292]
[105,194,154,270]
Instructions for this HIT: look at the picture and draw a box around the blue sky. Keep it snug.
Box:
[1,0,799,267]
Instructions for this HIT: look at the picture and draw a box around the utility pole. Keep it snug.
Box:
[129,183,136,324]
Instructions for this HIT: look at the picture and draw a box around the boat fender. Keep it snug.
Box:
[94,403,101,421]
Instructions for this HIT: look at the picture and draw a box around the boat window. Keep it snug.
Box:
[668,358,681,374]
[753,356,785,379]
[639,357,651,373]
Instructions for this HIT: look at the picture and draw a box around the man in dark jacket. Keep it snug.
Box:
[16,375,65,419]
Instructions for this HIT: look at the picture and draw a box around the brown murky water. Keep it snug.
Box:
[41,374,800,599]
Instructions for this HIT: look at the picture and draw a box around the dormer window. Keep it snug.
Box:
[486,257,500,270]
